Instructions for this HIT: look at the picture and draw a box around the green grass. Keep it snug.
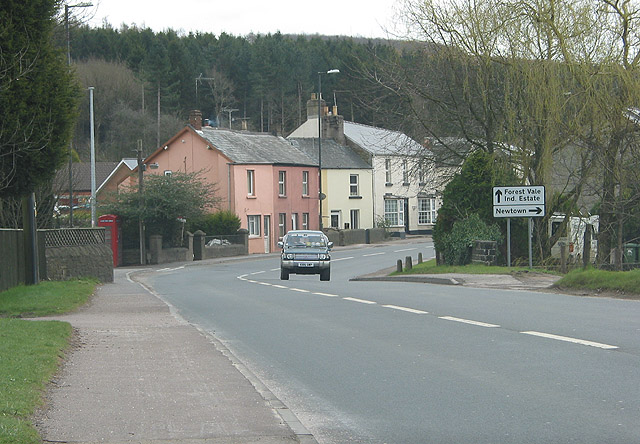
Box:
[0,278,97,318]
[0,319,72,444]
[0,279,98,444]
[391,258,554,276]
[556,267,640,295]
[394,259,640,296]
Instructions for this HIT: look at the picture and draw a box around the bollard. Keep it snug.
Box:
[397,259,403,272]
[418,252,423,264]
[560,242,567,274]
[405,256,413,271]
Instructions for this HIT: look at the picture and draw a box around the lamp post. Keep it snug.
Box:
[88,86,96,226]
[317,69,339,230]
[65,2,92,226]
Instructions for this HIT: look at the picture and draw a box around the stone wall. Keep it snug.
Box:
[471,240,498,266]
[148,234,193,265]
[45,244,114,283]
[324,228,388,246]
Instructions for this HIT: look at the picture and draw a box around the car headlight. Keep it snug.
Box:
[285,253,294,259]
[318,254,329,260]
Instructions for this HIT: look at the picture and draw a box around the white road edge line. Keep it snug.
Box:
[333,257,355,262]
[521,331,619,350]
[290,288,310,293]
[250,270,266,275]
[394,248,417,252]
[363,252,386,257]
[383,305,428,314]
[270,268,280,271]
[439,316,500,328]
[343,297,377,305]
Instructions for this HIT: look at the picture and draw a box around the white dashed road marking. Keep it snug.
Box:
[382,305,428,314]
[233,259,617,352]
[439,316,500,328]
[521,331,619,350]
[343,297,377,305]
[363,252,385,257]
[333,257,354,262]
[394,248,416,253]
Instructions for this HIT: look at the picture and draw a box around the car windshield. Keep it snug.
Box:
[286,234,326,248]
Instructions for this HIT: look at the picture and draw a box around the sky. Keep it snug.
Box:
[85,0,403,39]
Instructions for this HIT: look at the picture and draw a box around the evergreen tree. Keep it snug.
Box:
[0,0,79,197]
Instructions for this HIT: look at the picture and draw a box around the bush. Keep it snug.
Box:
[189,210,240,235]
[439,213,503,265]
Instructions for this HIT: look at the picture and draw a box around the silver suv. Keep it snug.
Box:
[278,230,333,281]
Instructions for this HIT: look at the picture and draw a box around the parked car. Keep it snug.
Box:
[278,230,333,281]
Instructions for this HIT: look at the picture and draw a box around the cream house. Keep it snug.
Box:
[288,138,373,229]
[289,95,442,234]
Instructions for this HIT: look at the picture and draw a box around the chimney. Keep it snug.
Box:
[189,110,203,130]
[324,113,345,145]
[306,93,325,120]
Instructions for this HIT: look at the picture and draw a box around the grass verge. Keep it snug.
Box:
[555,267,640,295]
[391,258,552,276]
[0,278,98,444]
[0,278,97,318]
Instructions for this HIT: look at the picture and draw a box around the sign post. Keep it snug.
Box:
[493,186,545,268]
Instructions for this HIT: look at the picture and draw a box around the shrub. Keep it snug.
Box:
[439,213,503,265]
[189,210,240,235]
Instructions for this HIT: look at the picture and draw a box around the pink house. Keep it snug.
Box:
[138,111,319,254]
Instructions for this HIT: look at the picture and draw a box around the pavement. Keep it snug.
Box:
[35,267,316,444]
[34,240,560,444]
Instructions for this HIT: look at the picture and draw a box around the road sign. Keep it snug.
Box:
[493,186,545,218]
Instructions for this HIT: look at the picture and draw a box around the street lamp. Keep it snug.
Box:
[88,86,96,227]
[317,69,339,230]
[65,2,92,226]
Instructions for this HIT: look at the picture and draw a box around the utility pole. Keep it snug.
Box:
[137,140,146,265]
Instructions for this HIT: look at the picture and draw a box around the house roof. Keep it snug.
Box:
[343,121,424,156]
[197,127,316,165]
[54,161,118,193]
[97,158,137,194]
[288,138,370,169]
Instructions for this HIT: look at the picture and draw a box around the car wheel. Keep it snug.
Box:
[320,269,330,281]
[280,268,289,280]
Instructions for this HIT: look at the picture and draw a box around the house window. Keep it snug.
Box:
[292,213,298,230]
[279,213,286,238]
[384,199,404,227]
[385,159,392,183]
[278,171,286,196]
[402,159,409,185]
[418,198,437,224]
[248,215,261,236]
[350,209,360,230]
[302,213,309,230]
[349,174,359,196]
[418,160,427,185]
[247,170,255,196]
[302,171,309,196]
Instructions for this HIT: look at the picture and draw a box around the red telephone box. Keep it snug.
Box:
[98,214,122,267]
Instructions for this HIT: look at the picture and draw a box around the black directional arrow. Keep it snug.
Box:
[529,207,543,215]
[495,189,502,203]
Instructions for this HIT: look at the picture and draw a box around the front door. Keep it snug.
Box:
[264,215,271,253]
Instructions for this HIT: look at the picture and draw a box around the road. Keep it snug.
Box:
[143,239,640,444]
